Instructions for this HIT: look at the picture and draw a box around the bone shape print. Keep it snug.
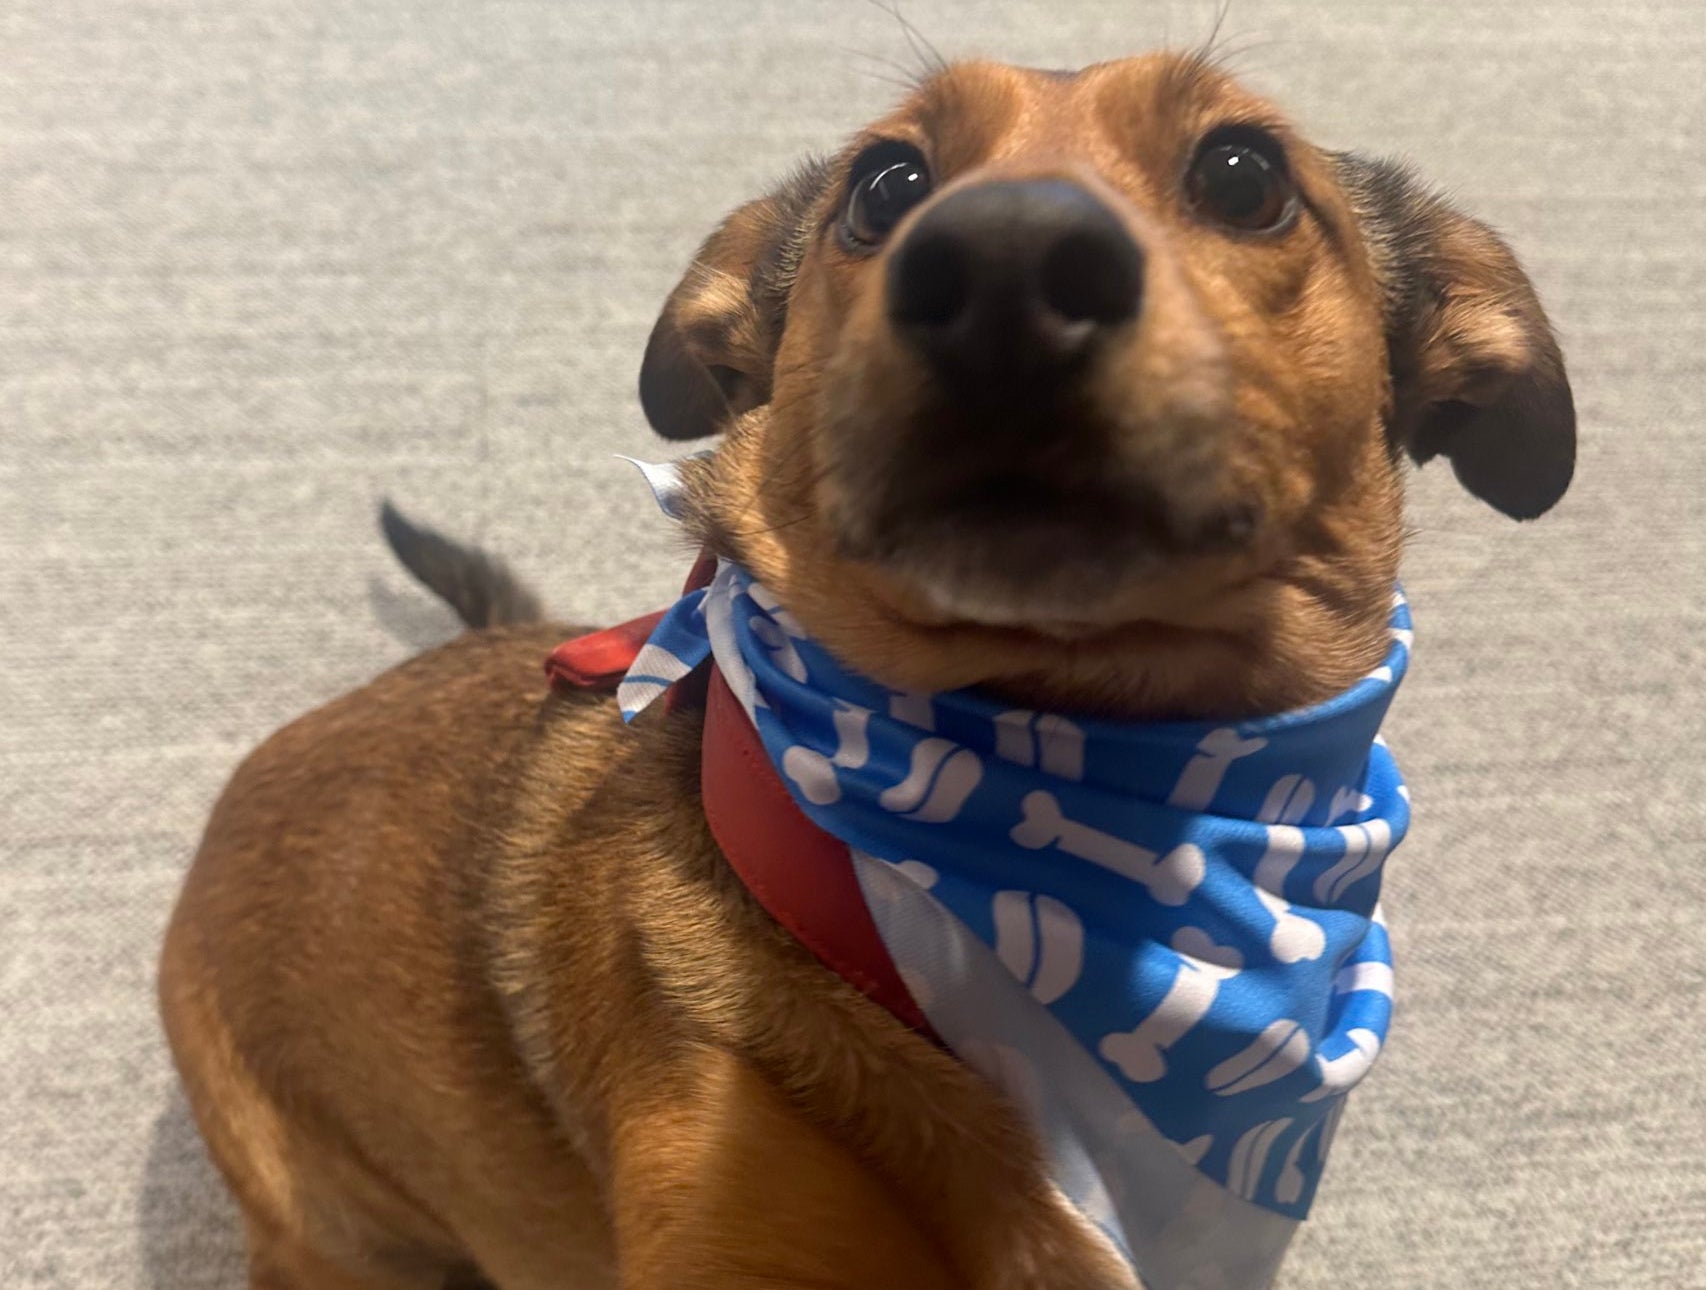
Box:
[1168,728,1269,812]
[828,701,872,769]
[1256,774,1315,825]
[878,739,983,823]
[1315,818,1395,903]
[1253,887,1326,963]
[1300,1028,1382,1102]
[1011,790,1205,905]
[1252,825,1326,963]
[992,710,1086,780]
[1325,786,1374,826]
[1098,931,1241,1082]
[778,700,874,806]
[992,890,1085,1005]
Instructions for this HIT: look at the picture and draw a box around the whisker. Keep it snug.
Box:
[862,0,949,77]
[841,45,929,88]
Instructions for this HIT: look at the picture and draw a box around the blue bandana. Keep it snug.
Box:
[616,469,1410,1288]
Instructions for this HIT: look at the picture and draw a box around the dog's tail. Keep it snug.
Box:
[379,500,544,629]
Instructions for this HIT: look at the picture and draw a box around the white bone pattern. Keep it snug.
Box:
[1011,790,1205,905]
[780,745,841,805]
[778,700,873,806]
[878,739,983,823]
[1168,728,1269,811]
[1252,825,1326,963]
[1206,1019,1312,1096]
[829,701,872,768]
[1301,1028,1382,1102]
[1257,774,1315,825]
[992,890,1086,1005]
[1326,786,1374,826]
[1098,930,1242,1082]
[1315,818,1395,903]
[993,710,1087,780]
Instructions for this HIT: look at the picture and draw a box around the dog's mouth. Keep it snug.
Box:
[831,458,1264,635]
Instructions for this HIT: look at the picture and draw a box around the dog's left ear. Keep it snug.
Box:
[1335,154,1576,519]
[639,160,832,440]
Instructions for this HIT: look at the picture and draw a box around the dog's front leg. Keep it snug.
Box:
[606,1046,961,1290]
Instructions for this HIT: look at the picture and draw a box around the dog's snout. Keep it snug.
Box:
[887,180,1143,389]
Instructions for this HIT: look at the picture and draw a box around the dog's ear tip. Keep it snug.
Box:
[1458,454,1576,521]
[1427,383,1577,520]
[638,312,730,441]
[1453,360,1579,521]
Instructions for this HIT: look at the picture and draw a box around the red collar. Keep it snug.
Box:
[546,600,931,1036]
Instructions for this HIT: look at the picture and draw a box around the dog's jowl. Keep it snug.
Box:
[161,54,1573,1290]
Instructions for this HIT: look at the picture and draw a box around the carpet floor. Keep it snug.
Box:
[3,2,1700,1285]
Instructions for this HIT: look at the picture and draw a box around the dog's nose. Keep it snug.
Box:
[887,179,1143,391]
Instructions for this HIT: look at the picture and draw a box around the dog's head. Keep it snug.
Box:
[639,56,1574,717]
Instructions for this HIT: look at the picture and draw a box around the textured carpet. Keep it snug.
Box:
[3,1,1701,1286]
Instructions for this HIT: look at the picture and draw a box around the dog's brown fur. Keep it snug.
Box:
[161,55,1574,1290]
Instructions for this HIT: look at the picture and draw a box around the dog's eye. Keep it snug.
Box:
[1186,128,1296,233]
[844,144,933,247]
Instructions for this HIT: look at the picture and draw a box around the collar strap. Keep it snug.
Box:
[702,666,935,1034]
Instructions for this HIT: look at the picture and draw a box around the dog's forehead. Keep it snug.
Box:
[864,55,1294,174]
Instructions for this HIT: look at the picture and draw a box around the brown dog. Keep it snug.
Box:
[159,54,1573,1290]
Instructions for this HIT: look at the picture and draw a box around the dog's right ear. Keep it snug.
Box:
[639,160,833,440]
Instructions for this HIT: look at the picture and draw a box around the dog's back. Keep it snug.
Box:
[163,507,619,1284]
[158,598,622,1287]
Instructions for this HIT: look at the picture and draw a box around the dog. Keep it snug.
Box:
[159,53,1574,1290]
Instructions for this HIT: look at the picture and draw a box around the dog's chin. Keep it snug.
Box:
[838,518,1181,641]
[834,504,1132,621]
[904,572,1140,637]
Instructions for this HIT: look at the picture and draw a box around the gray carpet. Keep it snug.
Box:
[3,1,1701,1286]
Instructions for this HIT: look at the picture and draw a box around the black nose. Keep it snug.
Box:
[887,179,1143,393]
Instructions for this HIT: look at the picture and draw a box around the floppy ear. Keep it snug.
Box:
[1334,154,1576,519]
[639,160,833,440]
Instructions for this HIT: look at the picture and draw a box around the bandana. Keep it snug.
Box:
[611,463,1411,1290]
